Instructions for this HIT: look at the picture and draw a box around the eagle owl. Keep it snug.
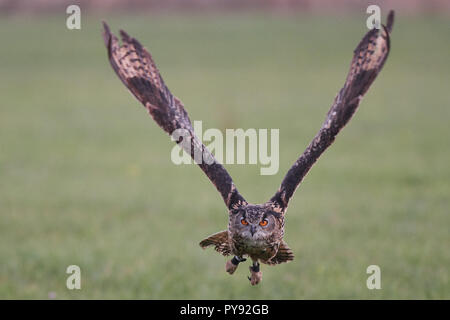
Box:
[103,11,394,285]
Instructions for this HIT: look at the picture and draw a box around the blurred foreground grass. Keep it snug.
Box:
[0,12,449,299]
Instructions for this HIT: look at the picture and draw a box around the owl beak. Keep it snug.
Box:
[250,225,256,236]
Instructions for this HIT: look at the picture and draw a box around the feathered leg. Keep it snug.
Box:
[248,260,262,285]
[226,256,246,275]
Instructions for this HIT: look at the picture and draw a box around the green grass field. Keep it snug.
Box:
[0,12,449,299]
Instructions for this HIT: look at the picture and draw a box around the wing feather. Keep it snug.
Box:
[103,23,246,209]
[271,11,394,211]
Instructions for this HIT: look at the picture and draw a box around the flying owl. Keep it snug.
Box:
[102,11,394,285]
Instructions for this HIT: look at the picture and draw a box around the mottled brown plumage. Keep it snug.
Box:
[103,11,394,285]
[102,23,245,210]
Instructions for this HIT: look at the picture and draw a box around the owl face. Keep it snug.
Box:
[229,204,282,241]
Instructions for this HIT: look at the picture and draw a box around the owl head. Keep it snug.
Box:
[229,203,283,241]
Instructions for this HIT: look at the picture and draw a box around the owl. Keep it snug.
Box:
[102,11,394,285]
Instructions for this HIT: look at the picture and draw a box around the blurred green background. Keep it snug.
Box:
[0,8,449,299]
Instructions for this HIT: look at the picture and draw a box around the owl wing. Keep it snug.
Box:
[103,23,246,210]
[199,230,231,256]
[271,11,394,212]
[266,240,294,265]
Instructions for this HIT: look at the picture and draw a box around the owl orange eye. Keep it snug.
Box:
[259,219,268,227]
[240,218,248,225]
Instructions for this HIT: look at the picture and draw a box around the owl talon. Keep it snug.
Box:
[248,262,262,285]
[226,256,246,275]
[225,260,238,274]
[248,267,262,285]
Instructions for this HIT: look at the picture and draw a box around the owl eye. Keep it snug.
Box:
[240,218,248,225]
[259,219,268,227]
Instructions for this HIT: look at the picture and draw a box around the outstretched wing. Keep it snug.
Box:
[271,11,395,212]
[102,23,246,210]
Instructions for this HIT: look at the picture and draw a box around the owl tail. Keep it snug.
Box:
[199,230,231,256]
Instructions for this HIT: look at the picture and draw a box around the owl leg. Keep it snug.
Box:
[225,256,246,275]
[248,261,262,285]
